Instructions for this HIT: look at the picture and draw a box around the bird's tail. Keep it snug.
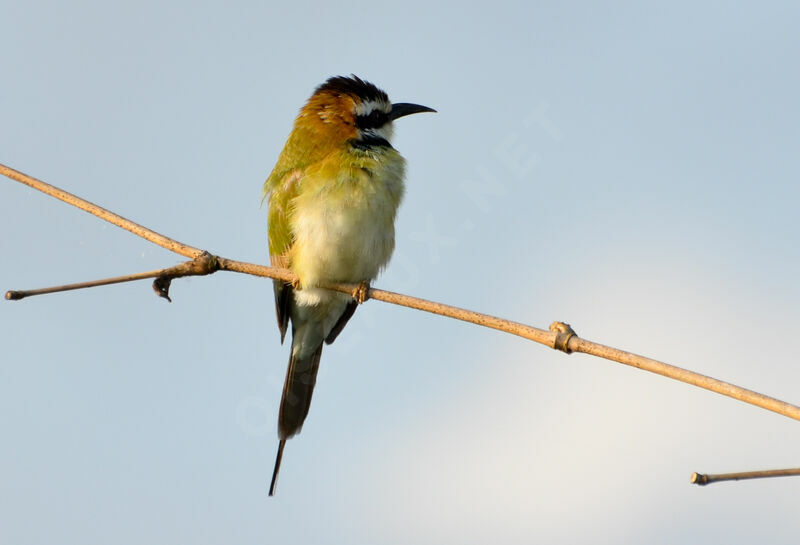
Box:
[269,439,285,496]
[269,342,323,496]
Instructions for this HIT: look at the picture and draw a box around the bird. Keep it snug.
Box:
[262,75,435,495]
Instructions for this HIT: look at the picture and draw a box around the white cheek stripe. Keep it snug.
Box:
[354,99,391,116]
[362,124,394,142]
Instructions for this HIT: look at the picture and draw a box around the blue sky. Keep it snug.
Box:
[2,1,799,543]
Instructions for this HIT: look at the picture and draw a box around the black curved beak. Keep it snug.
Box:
[389,102,437,121]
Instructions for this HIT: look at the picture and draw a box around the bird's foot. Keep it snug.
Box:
[352,281,371,304]
[291,277,301,290]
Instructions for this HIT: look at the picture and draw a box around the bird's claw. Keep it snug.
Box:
[352,281,370,304]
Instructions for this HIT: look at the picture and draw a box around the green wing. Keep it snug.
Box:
[265,165,298,344]
[263,119,336,258]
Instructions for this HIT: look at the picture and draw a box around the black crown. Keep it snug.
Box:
[314,75,389,103]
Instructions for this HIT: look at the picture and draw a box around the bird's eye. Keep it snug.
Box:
[356,109,388,129]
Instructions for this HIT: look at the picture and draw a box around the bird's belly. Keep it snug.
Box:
[290,188,397,290]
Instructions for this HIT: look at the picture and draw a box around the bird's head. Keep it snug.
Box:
[297,75,435,150]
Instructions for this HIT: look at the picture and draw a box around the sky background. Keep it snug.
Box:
[2,1,800,543]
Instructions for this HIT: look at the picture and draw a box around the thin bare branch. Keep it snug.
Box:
[4,162,800,427]
[691,468,800,486]
[5,253,222,301]
[6,267,170,300]
[0,163,204,259]
[569,337,800,421]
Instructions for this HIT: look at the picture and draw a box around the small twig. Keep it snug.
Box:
[6,268,170,300]
[5,253,221,302]
[4,162,800,426]
[691,468,800,486]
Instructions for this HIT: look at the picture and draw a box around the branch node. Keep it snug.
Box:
[189,251,219,275]
[549,321,576,353]
[151,252,220,302]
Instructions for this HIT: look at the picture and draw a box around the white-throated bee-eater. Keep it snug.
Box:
[262,75,435,495]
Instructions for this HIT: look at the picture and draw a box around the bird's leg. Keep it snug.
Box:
[352,281,371,304]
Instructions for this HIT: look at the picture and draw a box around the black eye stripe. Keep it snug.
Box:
[355,110,389,129]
